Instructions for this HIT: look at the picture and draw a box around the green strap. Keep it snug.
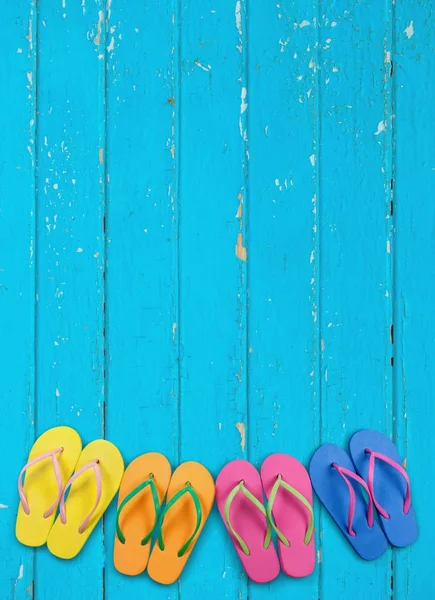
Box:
[157,483,202,558]
[116,474,160,546]
[224,481,273,556]
[266,474,314,546]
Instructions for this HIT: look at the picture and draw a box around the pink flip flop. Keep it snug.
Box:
[216,460,280,583]
[261,454,315,578]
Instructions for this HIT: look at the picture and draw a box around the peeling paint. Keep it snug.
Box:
[235,422,246,451]
[235,233,247,261]
[374,120,386,136]
[404,21,414,39]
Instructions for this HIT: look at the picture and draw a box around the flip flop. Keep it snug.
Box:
[309,443,388,560]
[147,461,215,584]
[216,460,280,583]
[349,430,418,547]
[113,452,172,575]
[47,439,124,559]
[16,426,82,547]
[261,454,315,578]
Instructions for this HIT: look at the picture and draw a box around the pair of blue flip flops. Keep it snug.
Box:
[309,430,418,561]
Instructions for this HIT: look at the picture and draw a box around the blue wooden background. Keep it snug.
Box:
[0,0,433,598]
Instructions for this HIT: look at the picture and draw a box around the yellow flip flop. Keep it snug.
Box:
[47,439,124,559]
[114,452,172,575]
[147,461,215,584]
[16,426,82,547]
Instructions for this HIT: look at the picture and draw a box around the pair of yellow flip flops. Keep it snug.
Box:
[16,426,124,558]
[114,453,215,584]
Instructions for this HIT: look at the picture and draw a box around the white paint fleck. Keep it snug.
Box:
[17,48,23,54]
[384,51,391,63]
[0,504,9,509]
[76,248,83,253]
[387,240,391,253]
[240,86,248,113]
[404,21,414,39]
[374,120,386,136]
[235,0,242,35]
[194,60,211,72]
[55,388,60,398]
[17,565,24,581]
[107,37,115,52]
[331,21,337,27]
[299,20,310,28]
[53,183,59,190]
[309,154,316,166]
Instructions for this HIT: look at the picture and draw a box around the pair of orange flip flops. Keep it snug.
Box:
[16,426,124,558]
[114,453,215,584]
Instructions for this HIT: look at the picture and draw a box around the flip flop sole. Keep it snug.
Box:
[147,461,215,584]
[216,460,280,584]
[309,443,388,561]
[261,454,315,578]
[114,452,172,575]
[16,426,82,547]
[349,430,418,547]
[47,439,124,559]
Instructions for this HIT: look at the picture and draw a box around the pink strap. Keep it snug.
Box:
[332,463,374,537]
[365,449,411,519]
[59,459,102,534]
[18,447,64,518]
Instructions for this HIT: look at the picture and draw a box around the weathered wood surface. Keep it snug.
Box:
[0,1,432,598]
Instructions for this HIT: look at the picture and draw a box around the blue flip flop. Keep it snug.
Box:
[309,444,388,560]
[349,430,418,548]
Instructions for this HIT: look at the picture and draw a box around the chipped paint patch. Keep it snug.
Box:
[93,10,104,45]
[0,504,9,509]
[404,21,414,39]
[309,154,315,166]
[235,0,242,35]
[374,120,386,136]
[194,60,211,72]
[240,87,248,114]
[235,422,246,451]
[236,193,243,218]
[235,233,247,261]
[99,147,104,164]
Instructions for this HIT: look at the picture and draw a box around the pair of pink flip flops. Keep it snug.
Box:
[216,454,315,583]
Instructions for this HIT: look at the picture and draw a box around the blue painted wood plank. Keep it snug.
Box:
[178,1,249,596]
[247,2,320,598]
[34,1,106,597]
[103,1,179,598]
[394,3,435,598]
[0,1,36,598]
[318,2,394,598]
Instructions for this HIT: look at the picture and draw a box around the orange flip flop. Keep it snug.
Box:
[147,461,215,584]
[114,453,172,575]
